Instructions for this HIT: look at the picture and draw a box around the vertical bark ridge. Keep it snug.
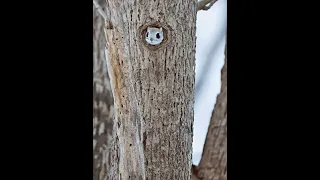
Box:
[105,0,197,179]
[93,1,114,179]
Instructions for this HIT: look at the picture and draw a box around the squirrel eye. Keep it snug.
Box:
[146,32,149,37]
[156,33,160,39]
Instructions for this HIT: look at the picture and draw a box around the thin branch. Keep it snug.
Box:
[195,33,225,99]
[93,0,107,20]
[193,39,227,180]
[197,0,218,11]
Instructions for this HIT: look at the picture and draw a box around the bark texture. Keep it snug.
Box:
[104,0,197,179]
[192,42,227,180]
[93,1,114,179]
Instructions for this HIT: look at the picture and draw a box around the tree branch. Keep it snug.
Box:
[192,39,227,180]
[93,0,107,21]
[197,0,218,11]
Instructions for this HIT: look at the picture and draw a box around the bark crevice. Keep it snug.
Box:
[105,0,197,179]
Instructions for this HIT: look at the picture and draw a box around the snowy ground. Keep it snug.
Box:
[193,0,227,165]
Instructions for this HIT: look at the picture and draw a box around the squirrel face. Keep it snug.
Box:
[145,27,164,45]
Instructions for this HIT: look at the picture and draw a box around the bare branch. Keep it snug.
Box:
[193,40,227,180]
[197,0,218,11]
[93,0,107,21]
[195,33,225,99]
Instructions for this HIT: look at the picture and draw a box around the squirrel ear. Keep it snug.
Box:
[160,27,163,31]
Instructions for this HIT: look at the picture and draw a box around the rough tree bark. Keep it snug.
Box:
[93,1,114,179]
[104,0,197,179]
[192,40,227,180]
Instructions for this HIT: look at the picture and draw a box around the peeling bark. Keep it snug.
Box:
[193,42,227,180]
[93,1,114,179]
[105,0,197,179]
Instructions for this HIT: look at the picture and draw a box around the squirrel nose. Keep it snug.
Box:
[150,38,153,41]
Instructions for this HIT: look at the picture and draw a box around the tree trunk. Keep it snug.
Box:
[104,0,197,179]
[192,41,227,180]
[93,1,114,179]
